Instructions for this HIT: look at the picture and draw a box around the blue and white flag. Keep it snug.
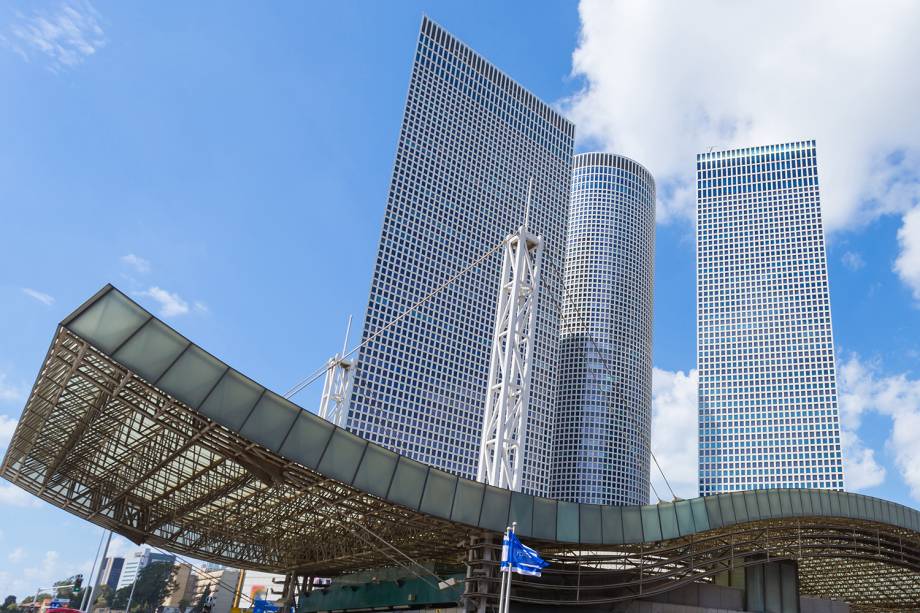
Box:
[500,529,549,577]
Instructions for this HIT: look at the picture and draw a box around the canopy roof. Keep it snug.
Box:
[3,285,920,607]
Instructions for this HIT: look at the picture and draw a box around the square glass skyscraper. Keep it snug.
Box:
[345,17,574,496]
[697,140,844,495]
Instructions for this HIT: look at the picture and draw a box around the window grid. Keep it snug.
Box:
[696,140,844,496]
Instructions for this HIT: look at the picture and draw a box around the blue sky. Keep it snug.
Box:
[1,0,919,597]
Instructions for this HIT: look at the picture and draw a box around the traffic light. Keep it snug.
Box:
[73,575,83,594]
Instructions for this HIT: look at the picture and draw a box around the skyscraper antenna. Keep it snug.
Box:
[341,314,353,358]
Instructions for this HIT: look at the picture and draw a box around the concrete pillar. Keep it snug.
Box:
[745,559,800,613]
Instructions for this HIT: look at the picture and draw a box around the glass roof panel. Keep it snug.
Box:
[240,392,301,452]
[450,479,484,526]
[68,289,148,353]
[113,319,188,384]
[199,370,262,431]
[479,486,511,532]
[419,468,456,520]
[352,444,398,497]
[157,346,226,409]
[317,429,367,484]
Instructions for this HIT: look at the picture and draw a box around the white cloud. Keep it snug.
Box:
[0,415,18,452]
[2,0,106,71]
[8,547,26,564]
[838,429,885,490]
[838,354,920,498]
[650,367,698,500]
[0,483,41,508]
[841,251,865,271]
[0,374,24,405]
[895,205,920,302]
[567,0,920,291]
[138,286,190,317]
[1,548,94,600]
[21,288,54,306]
[120,254,151,274]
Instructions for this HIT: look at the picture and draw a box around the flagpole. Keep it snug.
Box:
[497,526,509,613]
[502,522,517,613]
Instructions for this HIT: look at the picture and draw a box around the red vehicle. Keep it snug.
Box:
[47,608,83,613]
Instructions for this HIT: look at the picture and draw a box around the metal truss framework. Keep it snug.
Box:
[2,328,466,575]
[316,317,355,429]
[477,223,543,492]
[464,521,920,611]
[2,289,920,611]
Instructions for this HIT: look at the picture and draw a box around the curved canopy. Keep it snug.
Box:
[3,285,920,607]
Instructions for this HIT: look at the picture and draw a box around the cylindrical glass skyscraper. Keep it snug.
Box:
[551,152,656,505]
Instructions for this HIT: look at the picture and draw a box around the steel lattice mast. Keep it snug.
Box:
[318,315,355,428]
[477,182,543,491]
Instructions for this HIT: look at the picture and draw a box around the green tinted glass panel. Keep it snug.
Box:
[451,480,484,526]
[828,492,842,516]
[580,505,601,544]
[744,491,761,521]
[157,346,225,408]
[841,493,854,517]
[602,506,624,544]
[387,458,428,510]
[419,469,456,519]
[757,490,773,518]
[278,412,334,469]
[113,319,187,383]
[790,490,804,516]
[532,497,556,540]
[768,490,782,517]
[353,444,398,498]
[690,498,709,531]
[658,503,678,540]
[199,370,262,430]
[778,490,792,515]
[641,506,662,542]
[810,491,823,517]
[556,501,578,543]
[480,487,511,532]
[675,500,694,536]
[801,490,814,516]
[873,498,883,522]
[509,492,533,537]
[704,496,723,528]
[68,289,148,354]
[818,491,831,515]
[317,429,367,484]
[731,493,748,523]
[240,392,301,451]
[622,507,643,544]
[718,495,736,525]
[856,496,867,520]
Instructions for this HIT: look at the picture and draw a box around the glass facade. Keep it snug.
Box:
[697,140,844,495]
[346,17,574,495]
[551,153,655,505]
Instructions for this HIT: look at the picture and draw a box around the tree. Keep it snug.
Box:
[1,596,16,611]
[110,586,131,610]
[192,585,210,613]
[92,585,113,609]
[22,594,51,605]
[129,562,178,613]
[53,574,84,606]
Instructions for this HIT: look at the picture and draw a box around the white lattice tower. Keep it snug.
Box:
[477,210,543,491]
[318,316,355,428]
